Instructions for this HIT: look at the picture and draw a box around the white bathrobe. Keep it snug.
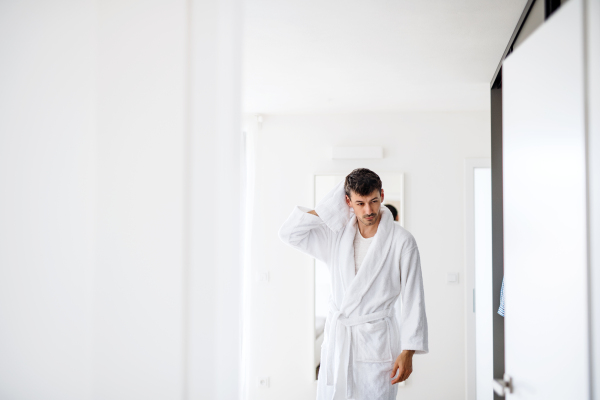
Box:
[278,181,428,400]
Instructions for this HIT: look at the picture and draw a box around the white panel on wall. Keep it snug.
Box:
[332,146,383,159]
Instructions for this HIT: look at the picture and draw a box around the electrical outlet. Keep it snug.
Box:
[257,376,270,388]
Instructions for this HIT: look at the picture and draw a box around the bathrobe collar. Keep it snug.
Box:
[336,205,395,316]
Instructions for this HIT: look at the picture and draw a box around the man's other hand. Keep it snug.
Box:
[390,350,415,384]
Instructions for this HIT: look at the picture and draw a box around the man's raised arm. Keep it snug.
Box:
[277,206,333,263]
[278,180,352,264]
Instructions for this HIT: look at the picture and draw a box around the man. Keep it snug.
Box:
[278,168,428,400]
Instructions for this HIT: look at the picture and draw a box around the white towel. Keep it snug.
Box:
[314,180,353,233]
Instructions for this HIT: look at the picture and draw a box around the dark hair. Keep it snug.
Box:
[385,204,398,220]
[344,168,382,199]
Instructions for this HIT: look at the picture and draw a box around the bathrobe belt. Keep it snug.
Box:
[325,302,394,400]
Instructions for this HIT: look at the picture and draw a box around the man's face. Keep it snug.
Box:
[345,188,385,227]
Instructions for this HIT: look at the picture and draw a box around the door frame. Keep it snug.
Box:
[465,158,491,400]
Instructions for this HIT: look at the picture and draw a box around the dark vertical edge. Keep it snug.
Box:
[490,0,536,88]
[583,0,596,398]
[544,0,551,18]
[491,78,505,400]
[545,0,562,19]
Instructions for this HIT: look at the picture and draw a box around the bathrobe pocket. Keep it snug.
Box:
[354,319,393,363]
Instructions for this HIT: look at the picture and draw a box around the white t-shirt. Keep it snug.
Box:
[353,224,374,274]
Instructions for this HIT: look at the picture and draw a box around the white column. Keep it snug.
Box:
[186,0,243,399]
[95,0,243,398]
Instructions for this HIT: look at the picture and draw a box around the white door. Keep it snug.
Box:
[502,0,589,399]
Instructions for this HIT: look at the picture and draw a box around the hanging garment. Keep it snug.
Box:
[498,278,505,317]
[278,180,428,400]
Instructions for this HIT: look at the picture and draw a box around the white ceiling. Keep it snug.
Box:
[243,0,527,114]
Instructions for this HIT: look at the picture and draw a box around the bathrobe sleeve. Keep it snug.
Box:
[399,245,429,354]
[278,206,333,264]
[278,180,352,264]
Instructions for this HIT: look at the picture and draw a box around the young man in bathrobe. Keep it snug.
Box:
[278,168,428,400]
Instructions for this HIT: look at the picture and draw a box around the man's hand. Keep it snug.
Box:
[390,350,415,384]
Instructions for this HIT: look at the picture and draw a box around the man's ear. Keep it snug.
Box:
[381,188,385,203]
[345,194,351,206]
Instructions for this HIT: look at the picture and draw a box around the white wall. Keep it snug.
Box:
[0,1,242,399]
[246,111,491,400]
[95,1,187,398]
[0,1,96,398]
